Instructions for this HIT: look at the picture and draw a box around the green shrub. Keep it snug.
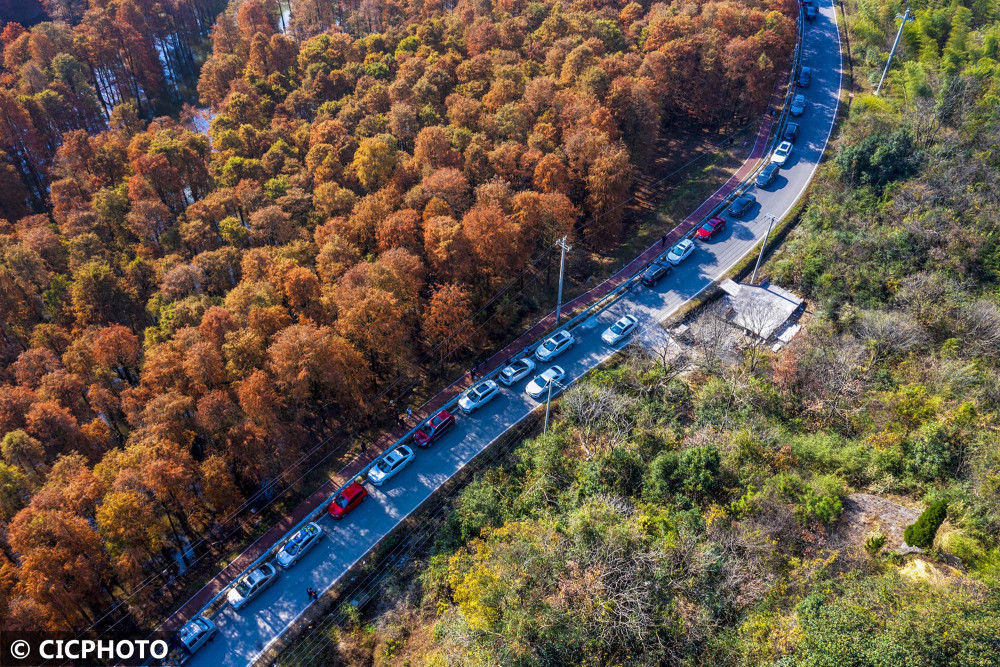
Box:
[835,128,919,190]
[864,533,887,558]
[904,500,947,548]
[677,445,722,501]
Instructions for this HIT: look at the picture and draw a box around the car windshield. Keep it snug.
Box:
[375,459,391,472]
[611,320,627,334]
[235,580,251,597]
[429,415,442,428]
[543,339,557,351]
[335,494,350,508]
[285,541,300,555]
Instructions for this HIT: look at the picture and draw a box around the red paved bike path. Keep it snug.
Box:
[162,110,777,632]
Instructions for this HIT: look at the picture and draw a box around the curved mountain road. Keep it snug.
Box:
[184,4,842,664]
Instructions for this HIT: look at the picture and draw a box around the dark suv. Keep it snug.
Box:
[783,122,799,143]
[798,66,811,87]
[641,261,672,287]
[756,162,780,188]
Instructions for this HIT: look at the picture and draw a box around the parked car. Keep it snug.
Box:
[602,314,638,346]
[782,122,799,143]
[756,162,780,188]
[276,522,322,568]
[728,193,757,216]
[666,238,696,264]
[805,2,817,20]
[177,616,216,658]
[228,563,278,610]
[535,330,574,362]
[641,260,671,286]
[695,217,726,241]
[328,481,367,518]
[368,445,414,486]
[790,94,806,116]
[413,409,456,447]
[498,357,535,386]
[458,379,500,412]
[798,66,811,87]
[771,141,793,166]
[526,365,566,399]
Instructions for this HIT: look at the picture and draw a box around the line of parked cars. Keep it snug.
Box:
[178,43,823,658]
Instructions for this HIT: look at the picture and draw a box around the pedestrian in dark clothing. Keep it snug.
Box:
[307,587,318,602]
[660,234,667,247]
[360,440,367,453]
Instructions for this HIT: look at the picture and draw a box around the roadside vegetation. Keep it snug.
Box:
[295,0,1000,663]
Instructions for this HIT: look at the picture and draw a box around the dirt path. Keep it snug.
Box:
[828,493,921,551]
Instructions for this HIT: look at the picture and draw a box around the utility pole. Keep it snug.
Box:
[876,7,913,95]
[555,236,572,324]
[543,379,562,433]
[751,215,776,284]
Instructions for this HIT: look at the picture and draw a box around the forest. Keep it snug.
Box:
[0,0,797,633]
[279,0,1000,664]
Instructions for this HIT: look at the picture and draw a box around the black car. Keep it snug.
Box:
[641,261,672,286]
[805,3,817,20]
[755,162,780,188]
[783,122,799,143]
[728,193,757,217]
[798,66,811,87]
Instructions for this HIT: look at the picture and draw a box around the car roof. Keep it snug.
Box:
[342,481,364,499]
[552,330,570,340]
[180,618,209,641]
[247,567,268,584]
[289,525,314,543]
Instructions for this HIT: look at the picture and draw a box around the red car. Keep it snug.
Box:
[696,217,726,240]
[412,409,455,447]
[328,481,367,519]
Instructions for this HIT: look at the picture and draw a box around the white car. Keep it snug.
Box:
[666,238,695,265]
[367,445,415,486]
[228,562,278,610]
[177,616,216,657]
[459,379,500,412]
[771,141,792,166]
[601,314,638,346]
[535,330,574,362]
[498,357,535,386]
[526,365,566,399]
[275,522,322,569]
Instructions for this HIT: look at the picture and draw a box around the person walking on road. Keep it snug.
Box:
[660,234,667,248]
[307,587,318,602]
[406,406,412,419]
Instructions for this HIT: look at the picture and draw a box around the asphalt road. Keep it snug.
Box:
[189,4,842,664]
